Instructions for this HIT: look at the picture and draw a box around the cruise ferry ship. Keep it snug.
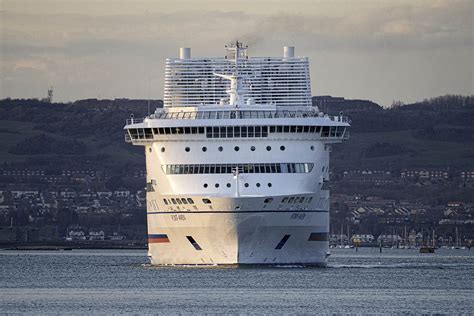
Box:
[124,42,350,265]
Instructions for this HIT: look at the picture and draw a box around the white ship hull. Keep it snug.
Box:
[147,207,329,265]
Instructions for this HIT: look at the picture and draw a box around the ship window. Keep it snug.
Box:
[206,127,212,138]
[181,198,188,204]
[310,126,315,133]
[266,146,271,151]
[264,198,273,203]
[171,198,177,204]
[187,198,194,204]
[163,199,168,205]
[303,126,310,133]
[262,126,268,137]
[234,126,241,137]
[310,146,315,151]
[244,183,249,188]
[268,183,272,187]
[241,126,248,137]
[202,198,211,204]
[218,146,223,152]
[288,197,295,203]
[290,126,297,133]
[184,127,191,134]
[198,127,205,134]
[226,183,231,188]
[269,126,275,133]
[282,197,288,203]
[316,126,321,133]
[161,147,165,153]
[148,147,152,153]
[226,126,233,138]
[215,183,219,188]
[322,126,330,137]
[280,146,285,151]
[308,197,313,203]
[250,146,256,151]
[176,198,182,205]
[248,126,254,137]
[202,146,207,152]
[299,197,305,203]
[284,126,290,133]
[255,126,261,137]
[211,126,218,138]
[185,147,190,152]
[203,183,208,188]
[277,126,283,133]
[256,183,261,187]
[234,146,240,151]
[191,127,197,134]
[220,126,226,138]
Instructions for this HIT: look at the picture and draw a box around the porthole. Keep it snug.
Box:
[244,183,249,188]
[161,147,165,153]
[202,147,207,152]
[256,183,261,187]
[203,183,208,188]
[322,166,325,172]
[310,145,315,151]
[250,146,256,151]
[268,183,272,187]
[280,146,285,151]
[234,146,240,151]
[266,146,271,151]
[215,183,220,188]
[148,147,152,153]
[185,147,190,152]
[226,183,231,188]
[218,146,223,152]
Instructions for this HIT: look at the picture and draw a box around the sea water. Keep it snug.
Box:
[1,248,473,314]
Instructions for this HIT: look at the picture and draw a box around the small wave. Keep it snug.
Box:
[328,262,473,269]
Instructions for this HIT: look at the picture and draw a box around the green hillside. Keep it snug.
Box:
[0,95,473,174]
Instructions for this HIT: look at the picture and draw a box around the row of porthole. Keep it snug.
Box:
[160,145,316,153]
[203,182,273,188]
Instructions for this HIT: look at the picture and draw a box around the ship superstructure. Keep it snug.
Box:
[124,42,350,265]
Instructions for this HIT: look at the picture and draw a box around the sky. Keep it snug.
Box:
[0,0,473,107]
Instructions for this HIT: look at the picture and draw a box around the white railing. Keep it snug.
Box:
[125,111,350,124]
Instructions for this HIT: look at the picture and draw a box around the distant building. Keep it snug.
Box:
[67,230,86,241]
[401,168,448,180]
[351,234,374,244]
[377,234,402,244]
[89,230,105,241]
[460,171,474,180]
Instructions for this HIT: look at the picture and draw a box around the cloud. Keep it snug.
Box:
[0,0,472,105]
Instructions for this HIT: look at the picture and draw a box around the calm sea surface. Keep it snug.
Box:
[1,248,473,314]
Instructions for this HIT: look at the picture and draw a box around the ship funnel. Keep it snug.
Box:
[180,47,191,59]
[283,46,295,58]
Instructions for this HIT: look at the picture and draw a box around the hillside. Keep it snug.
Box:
[0,95,473,175]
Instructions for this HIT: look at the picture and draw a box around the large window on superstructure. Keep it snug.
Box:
[127,125,346,140]
[162,163,314,174]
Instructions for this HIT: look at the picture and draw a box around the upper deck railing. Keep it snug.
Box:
[126,110,351,125]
